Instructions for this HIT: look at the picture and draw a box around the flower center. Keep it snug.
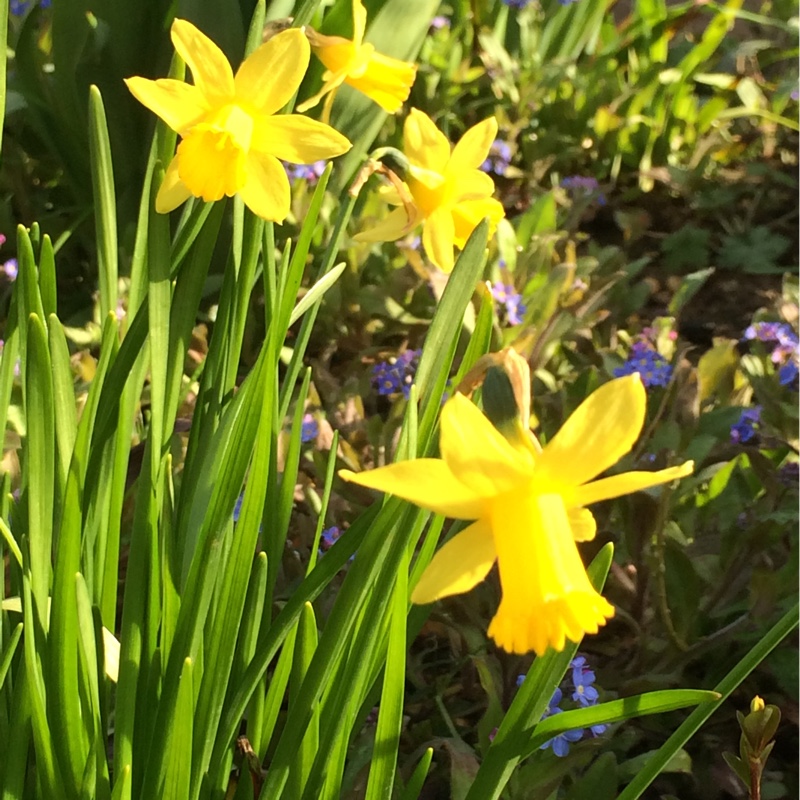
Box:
[176,104,253,202]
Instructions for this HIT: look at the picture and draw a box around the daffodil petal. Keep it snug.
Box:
[537,375,647,490]
[235,28,310,115]
[355,206,419,243]
[295,71,347,113]
[488,491,614,656]
[568,508,597,542]
[251,114,351,164]
[155,156,193,213]
[404,109,451,173]
[574,462,695,508]
[339,460,486,519]
[238,152,290,222]
[451,196,505,248]
[449,117,498,172]
[351,0,368,49]
[440,393,533,496]
[124,77,209,134]
[422,207,455,272]
[410,519,496,604]
[345,52,416,113]
[451,169,496,200]
[171,19,234,105]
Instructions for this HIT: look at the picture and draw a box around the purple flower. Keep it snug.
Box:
[491,282,526,326]
[560,175,607,206]
[779,360,798,389]
[539,689,584,757]
[743,321,798,349]
[613,341,672,388]
[430,15,450,29]
[321,526,342,549]
[371,350,420,399]
[284,160,327,184]
[502,0,534,7]
[2,259,18,281]
[730,406,762,445]
[480,140,512,177]
[301,413,319,443]
[233,493,244,523]
[11,0,51,14]
[570,656,599,707]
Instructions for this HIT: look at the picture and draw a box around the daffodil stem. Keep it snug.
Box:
[435,695,460,740]
[652,484,688,652]
[631,345,689,463]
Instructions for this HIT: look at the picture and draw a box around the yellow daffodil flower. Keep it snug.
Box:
[297,0,417,119]
[125,20,351,222]
[355,109,505,273]
[340,371,694,655]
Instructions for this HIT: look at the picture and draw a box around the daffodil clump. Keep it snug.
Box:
[341,353,694,655]
[125,21,351,222]
[356,109,506,272]
[297,0,417,119]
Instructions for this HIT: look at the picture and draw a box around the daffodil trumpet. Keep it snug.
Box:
[340,354,694,656]
[125,20,351,222]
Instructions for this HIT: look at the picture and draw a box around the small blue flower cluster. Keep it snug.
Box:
[560,175,607,206]
[501,0,534,7]
[11,0,51,15]
[613,341,672,388]
[742,321,799,390]
[730,406,762,445]
[284,161,327,185]
[480,140,512,177]
[372,350,421,399]
[2,259,17,281]
[321,526,341,549]
[491,282,526,326]
[301,413,319,443]
[519,655,607,757]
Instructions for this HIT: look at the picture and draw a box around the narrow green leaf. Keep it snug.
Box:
[0,621,23,691]
[21,538,63,797]
[399,748,434,800]
[38,235,57,319]
[48,314,77,498]
[519,690,720,757]
[88,86,118,322]
[278,190,358,421]
[163,659,194,800]
[254,626,298,760]
[289,263,346,328]
[287,603,320,798]
[365,550,408,800]
[25,314,55,628]
[0,0,8,164]
[75,575,102,729]
[415,219,489,449]
[110,766,131,800]
[147,165,172,481]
